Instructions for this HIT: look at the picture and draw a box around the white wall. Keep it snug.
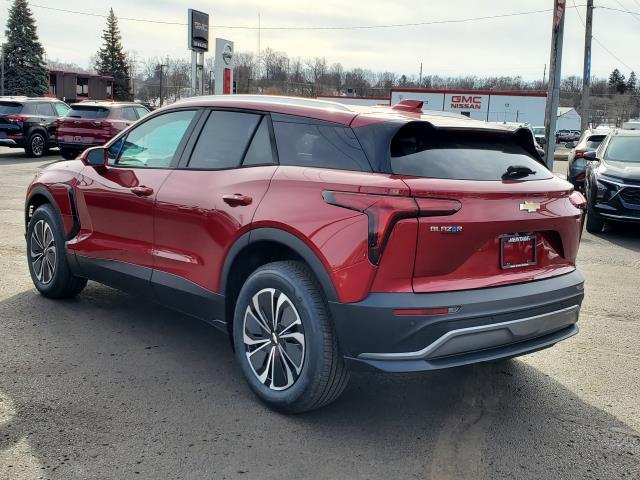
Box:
[556,109,582,130]
[391,90,547,125]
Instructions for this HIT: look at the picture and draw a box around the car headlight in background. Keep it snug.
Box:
[595,175,622,201]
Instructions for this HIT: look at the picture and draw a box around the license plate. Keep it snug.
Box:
[500,234,537,269]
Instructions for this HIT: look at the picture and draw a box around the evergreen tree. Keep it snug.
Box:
[2,0,49,96]
[95,9,131,100]
[608,68,626,94]
[627,71,637,94]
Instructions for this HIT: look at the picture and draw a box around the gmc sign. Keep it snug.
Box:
[450,95,482,110]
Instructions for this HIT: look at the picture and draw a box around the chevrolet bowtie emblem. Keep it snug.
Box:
[519,201,541,213]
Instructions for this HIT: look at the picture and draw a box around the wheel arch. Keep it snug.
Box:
[221,228,338,336]
[25,185,79,239]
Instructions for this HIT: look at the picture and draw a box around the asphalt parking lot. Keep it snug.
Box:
[1,147,639,480]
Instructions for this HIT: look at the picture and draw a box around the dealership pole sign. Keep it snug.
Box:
[214,38,234,95]
[188,9,209,52]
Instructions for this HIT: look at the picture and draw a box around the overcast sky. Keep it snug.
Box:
[2,0,639,80]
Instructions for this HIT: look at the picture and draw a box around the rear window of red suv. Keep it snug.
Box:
[390,123,551,181]
[67,106,110,119]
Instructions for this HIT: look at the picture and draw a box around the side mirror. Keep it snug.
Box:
[583,151,598,161]
[82,147,108,167]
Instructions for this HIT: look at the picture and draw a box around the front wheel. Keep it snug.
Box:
[585,200,604,233]
[233,261,349,413]
[27,204,87,298]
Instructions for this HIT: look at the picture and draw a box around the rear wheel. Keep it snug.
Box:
[27,204,87,298]
[60,148,78,160]
[233,261,349,413]
[25,132,47,158]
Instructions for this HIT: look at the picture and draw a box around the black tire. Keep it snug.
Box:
[233,260,349,413]
[26,204,87,298]
[60,149,78,160]
[25,131,47,158]
[585,200,604,233]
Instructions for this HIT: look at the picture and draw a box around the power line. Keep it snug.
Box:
[597,4,640,17]
[611,0,640,22]
[573,1,637,72]
[10,1,585,31]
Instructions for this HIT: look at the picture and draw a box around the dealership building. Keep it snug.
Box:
[319,88,578,128]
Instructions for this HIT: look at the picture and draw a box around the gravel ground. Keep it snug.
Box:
[1,148,639,480]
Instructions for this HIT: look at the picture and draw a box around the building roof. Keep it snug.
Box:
[557,107,576,116]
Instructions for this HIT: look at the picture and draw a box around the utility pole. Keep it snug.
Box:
[0,44,5,97]
[542,64,547,86]
[543,0,566,170]
[419,62,423,86]
[159,64,167,107]
[581,0,594,131]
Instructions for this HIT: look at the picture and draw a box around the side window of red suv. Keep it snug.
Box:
[187,110,264,170]
[272,119,371,172]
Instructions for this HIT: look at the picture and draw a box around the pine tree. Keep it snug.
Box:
[627,71,637,94]
[95,9,131,100]
[2,0,49,96]
[608,68,627,94]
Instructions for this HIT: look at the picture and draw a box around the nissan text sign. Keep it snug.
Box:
[450,95,483,110]
[188,9,209,52]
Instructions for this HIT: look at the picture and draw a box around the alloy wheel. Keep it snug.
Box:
[30,219,56,284]
[31,135,45,156]
[242,288,306,391]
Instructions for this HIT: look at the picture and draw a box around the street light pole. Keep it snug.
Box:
[581,0,594,131]
[1,44,5,97]
[543,0,566,170]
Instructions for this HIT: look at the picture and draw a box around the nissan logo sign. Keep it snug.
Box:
[222,44,233,65]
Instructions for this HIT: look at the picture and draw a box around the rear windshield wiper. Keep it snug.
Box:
[502,165,537,179]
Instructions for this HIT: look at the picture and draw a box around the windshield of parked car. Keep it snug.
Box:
[390,124,552,181]
[604,136,640,163]
[0,102,23,114]
[67,106,110,119]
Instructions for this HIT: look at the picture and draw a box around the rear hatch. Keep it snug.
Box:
[390,123,582,293]
[0,101,25,138]
[57,105,112,145]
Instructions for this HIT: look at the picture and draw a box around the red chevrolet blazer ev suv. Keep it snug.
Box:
[25,96,586,412]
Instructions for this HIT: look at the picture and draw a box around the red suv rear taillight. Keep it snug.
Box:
[323,191,460,264]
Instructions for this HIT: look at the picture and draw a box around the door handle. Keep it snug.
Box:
[131,186,154,197]
[222,194,252,207]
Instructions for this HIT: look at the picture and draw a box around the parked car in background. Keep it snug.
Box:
[556,129,580,142]
[584,129,640,233]
[532,126,546,146]
[622,119,640,130]
[566,127,611,190]
[25,95,586,412]
[0,97,70,157]
[500,122,545,160]
[57,101,150,159]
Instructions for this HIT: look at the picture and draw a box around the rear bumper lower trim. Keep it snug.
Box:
[358,304,579,361]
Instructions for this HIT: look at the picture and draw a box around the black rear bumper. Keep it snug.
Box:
[329,270,584,372]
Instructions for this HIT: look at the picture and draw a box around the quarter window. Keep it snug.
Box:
[115,110,197,168]
[273,121,371,172]
[188,111,261,169]
[242,117,275,166]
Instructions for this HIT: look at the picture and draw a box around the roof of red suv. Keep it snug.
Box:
[170,95,514,132]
